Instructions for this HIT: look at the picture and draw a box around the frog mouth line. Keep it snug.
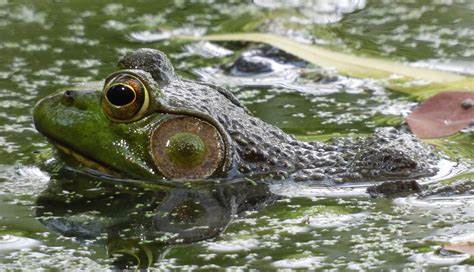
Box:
[52,141,119,176]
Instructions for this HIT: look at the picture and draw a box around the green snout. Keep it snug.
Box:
[33,85,158,177]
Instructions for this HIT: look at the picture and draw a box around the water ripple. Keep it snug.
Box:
[0,235,41,252]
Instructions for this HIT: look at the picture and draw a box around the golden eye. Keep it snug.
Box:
[102,73,149,122]
[150,116,225,179]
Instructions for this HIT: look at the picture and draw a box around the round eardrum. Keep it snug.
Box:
[150,116,225,179]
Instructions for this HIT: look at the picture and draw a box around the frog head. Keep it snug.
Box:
[33,49,235,180]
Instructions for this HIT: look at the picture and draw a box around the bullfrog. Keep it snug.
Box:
[33,48,439,184]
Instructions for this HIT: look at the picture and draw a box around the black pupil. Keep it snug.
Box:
[106,84,135,106]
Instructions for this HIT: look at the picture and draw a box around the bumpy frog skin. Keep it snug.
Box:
[33,48,439,184]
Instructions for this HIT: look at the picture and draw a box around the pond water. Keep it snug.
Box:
[1,0,473,270]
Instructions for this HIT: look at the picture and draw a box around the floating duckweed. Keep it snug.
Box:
[2,1,474,270]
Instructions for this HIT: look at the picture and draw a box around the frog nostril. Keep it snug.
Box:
[62,90,76,105]
[64,90,75,98]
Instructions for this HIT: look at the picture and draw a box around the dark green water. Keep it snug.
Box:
[0,0,473,269]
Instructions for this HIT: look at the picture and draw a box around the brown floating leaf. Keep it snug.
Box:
[443,242,474,255]
[406,91,474,139]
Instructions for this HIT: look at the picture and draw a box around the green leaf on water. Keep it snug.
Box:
[175,32,474,99]
[424,134,474,160]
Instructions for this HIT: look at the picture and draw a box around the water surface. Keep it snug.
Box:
[0,0,473,269]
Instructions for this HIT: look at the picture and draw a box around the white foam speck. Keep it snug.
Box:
[128,30,171,42]
[184,42,233,58]
[272,256,326,269]
[205,238,260,252]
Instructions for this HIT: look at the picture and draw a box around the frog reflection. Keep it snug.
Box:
[35,169,274,268]
[33,48,439,184]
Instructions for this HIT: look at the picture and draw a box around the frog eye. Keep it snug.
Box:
[102,74,149,122]
[150,116,225,179]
